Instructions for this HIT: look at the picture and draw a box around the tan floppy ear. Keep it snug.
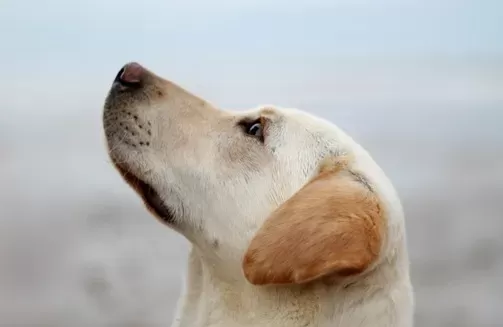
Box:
[242,156,385,285]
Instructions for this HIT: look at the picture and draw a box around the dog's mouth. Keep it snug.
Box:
[114,163,176,224]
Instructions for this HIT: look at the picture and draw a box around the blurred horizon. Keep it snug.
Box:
[1,1,502,326]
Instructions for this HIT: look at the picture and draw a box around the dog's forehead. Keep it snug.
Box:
[273,107,336,132]
[267,107,342,149]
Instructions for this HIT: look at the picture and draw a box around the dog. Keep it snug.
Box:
[102,62,414,327]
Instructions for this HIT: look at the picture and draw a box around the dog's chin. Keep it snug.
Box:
[113,162,176,225]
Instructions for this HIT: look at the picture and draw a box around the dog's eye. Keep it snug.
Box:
[239,118,265,142]
[247,122,263,137]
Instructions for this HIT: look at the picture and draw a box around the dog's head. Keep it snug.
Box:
[103,62,397,286]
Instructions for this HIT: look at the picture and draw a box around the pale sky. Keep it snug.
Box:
[2,0,502,71]
[1,0,502,137]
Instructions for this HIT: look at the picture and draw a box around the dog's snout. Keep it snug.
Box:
[114,62,144,87]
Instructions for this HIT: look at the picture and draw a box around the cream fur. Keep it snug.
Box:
[103,63,414,327]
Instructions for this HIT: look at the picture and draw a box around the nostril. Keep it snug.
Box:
[114,62,143,87]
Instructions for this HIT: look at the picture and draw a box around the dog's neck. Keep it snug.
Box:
[170,245,413,327]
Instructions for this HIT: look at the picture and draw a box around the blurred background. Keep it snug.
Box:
[1,0,502,326]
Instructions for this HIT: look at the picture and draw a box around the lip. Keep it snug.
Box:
[113,163,175,224]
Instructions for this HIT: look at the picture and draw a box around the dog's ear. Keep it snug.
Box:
[242,156,385,285]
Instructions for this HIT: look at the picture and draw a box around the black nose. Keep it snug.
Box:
[114,62,144,87]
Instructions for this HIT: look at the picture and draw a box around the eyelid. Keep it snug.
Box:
[238,116,264,129]
[259,116,267,128]
[258,116,268,142]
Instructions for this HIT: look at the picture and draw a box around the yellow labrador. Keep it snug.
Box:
[102,62,414,327]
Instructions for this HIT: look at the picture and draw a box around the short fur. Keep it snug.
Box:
[243,155,385,285]
[103,63,414,327]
